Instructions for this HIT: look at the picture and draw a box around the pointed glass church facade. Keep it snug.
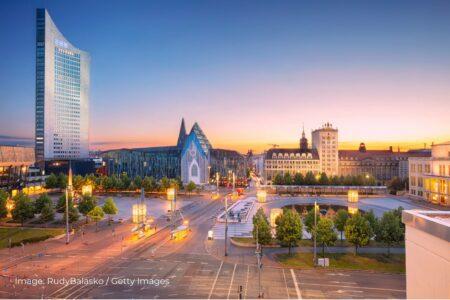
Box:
[100,119,247,182]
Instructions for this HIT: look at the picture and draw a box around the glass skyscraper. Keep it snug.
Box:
[35,9,90,164]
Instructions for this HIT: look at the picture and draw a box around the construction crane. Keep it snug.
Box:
[268,144,279,148]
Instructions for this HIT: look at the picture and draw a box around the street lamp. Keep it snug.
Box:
[65,161,73,245]
[6,198,14,218]
[257,190,267,203]
[208,166,211,184]
[313,200,319,266]
[167,187,176,229]
[224,195,229,256]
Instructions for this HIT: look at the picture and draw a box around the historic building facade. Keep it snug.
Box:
[35,9,90,164]
[263,123,431,184]
[409,142,450,206]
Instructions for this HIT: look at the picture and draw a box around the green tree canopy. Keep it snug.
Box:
[72,175,85,190]
[363,209,378,240]
[56,194,73,213]
[273,173,284,185]
[34,193,53,214]
[376,211,403,255]
[11,193,35,226]
[252,208,272,246]
[88,206,105,231]
[318,172,329,185]
[142,176,157,192]
[344,213,371,254]
[283,173,292,185]
[57,173,67,189]
[304,171,317,185]
[186,181,196,195]
[39,202,55,223]
[62,203,79,223]
[304,207,320,234]
[293,173,304,185]
[160,177,171,191]
[102,197,118,222]
[78,195,97,222]
[316,217,337,258]
[0,189,9,218]
[334,209,349,241]
[134,175,143,189]
[45,173,58,189]
[275,209,303,255]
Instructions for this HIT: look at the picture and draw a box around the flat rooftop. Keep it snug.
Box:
[402,210,450,242]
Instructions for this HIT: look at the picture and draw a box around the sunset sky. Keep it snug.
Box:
[0,0,449,153]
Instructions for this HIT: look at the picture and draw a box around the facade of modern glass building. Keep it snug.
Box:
[35,9,90,165]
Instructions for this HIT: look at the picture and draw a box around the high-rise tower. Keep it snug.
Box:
[300,124,308,152]
[312,122,339,175]
[35,9,90,164]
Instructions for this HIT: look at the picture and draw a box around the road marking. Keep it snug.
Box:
[301,282,405,292]
[290,269,302,299]
[282,269,290,299]
[227,264,237,299]
[208,260,223,299]
[244,265,250,299]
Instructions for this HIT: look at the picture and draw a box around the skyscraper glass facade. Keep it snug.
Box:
[35,9,90,163]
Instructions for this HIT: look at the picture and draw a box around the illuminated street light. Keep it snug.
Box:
[82,184,92,197]
[167,188,177,230]
[348,190,359,203]
[6,198,14,218]
[256,190,267,203]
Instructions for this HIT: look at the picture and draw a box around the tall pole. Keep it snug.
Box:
[224,195,228,256]
[256,225,262,298]
[65,161,72,245]
[313,200,317,266]
[216,172,219,191]
[232,172,236,193]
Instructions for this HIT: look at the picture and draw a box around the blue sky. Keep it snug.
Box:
[1,0,449,152]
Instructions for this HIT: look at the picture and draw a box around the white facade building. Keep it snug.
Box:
[312,123,339,176]
[35,9,90,163]
[409,142,450,206]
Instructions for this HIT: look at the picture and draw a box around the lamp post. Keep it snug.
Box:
[167,187,176,230]
[208,166,211,184]
[224,195,228,256]
[255,225,263,298]
[313,200,318,266]
[216,172,220,191]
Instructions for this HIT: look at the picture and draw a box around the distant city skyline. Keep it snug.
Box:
[1,0,449,153]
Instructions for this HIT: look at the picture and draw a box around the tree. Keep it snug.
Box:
[392,206,405,239]
[273,173,284,185]
[56,194,73,213]
[283,173,292,185]
[293,173,304,185]
[316,217,337,258]
[62,203,79,223]
[34,193,52,214]
[344,213,371,254]
[73,175,84,191]
[120,173,131,190]
[102,197,118,223]
[304,171,316,185]
[88,206,104,231]
[160,177,171,191]
[57,173,67,189]
[318,172,329,185]
[78,195,97,223]
[387,177,406,194]
[134,175,143,189]
[11,193,35,226]
[0,189,9,218]
[39,202,55,223]
[142,176,157,192]
[128,181,137,191]
[376,211,403,255]
[363,209,378,240]
[186,181,196,196]
[252,208,272,246]
[45,173,58,189]
[334,209,349,241]
[330,176,341,186]
[275,209,302,255]
[304,207,320,235]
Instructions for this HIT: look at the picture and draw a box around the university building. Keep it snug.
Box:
[409,142,450,206]
[101,119,248,184]
[35,9,91,171]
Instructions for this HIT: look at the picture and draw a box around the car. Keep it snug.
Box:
[117,218,124,223]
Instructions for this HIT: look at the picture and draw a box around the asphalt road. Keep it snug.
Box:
[0,193,406,299]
